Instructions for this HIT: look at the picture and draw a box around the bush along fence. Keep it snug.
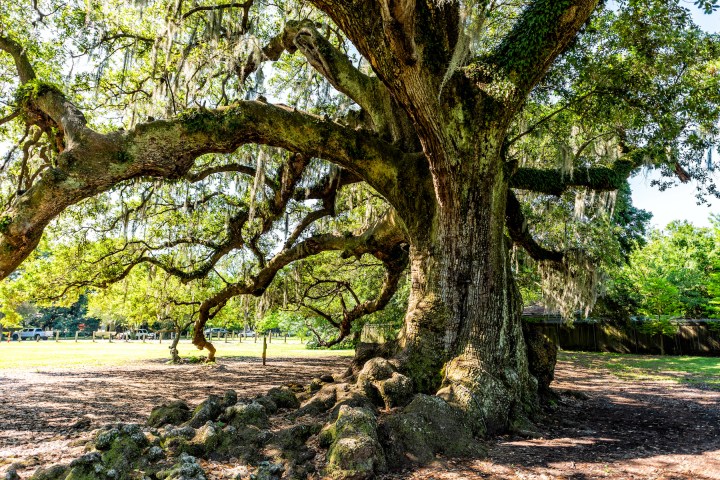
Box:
[525,316,720,356]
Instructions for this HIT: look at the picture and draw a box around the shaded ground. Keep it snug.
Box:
[382,353,720,480]
[1,353,719,479]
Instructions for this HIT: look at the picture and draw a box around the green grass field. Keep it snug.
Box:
[0,337,353,369]
[2,339,718,390]
[560,351,720,389]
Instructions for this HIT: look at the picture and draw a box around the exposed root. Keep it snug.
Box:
[24,348,555,480]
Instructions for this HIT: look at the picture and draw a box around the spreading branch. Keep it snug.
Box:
[192,210,408,358]
[240,20,415,145]
[0,36,407,279]
[0,36,36,83]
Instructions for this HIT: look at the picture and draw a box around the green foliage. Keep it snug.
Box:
[38,294,101,333]
[0,215,12,234]
[13,79,63,106]
[635,316,680,337]
[604,221,718,320]
[514,1,720,196]
[0,0,717,356]
[695,0,719,14]
[515,181,651,316]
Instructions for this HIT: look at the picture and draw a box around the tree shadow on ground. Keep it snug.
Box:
[0,356,349,445]
[489,363,717,479]
[380,359,720,479]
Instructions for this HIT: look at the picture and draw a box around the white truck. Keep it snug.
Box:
[11,327,52,341]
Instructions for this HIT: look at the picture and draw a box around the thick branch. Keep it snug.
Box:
[0,95,403,280]
[0,36,36,84]
[242,20,414,145]
[191,209,408,351]
[506,190,563,265]
[510,160,634,196]
[490,0,599,106]
[181,1,252,20]
[185,163,278,189]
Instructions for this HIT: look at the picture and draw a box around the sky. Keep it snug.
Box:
[629,6,720,230]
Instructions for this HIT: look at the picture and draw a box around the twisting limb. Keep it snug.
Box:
[488,0,600,108]
[181,1,253,21]
[303,248,407,348]
[192,210,408,360]
[185,163,278,189]
[240,20,415,145]
[0,36,406,279]
[0,110,20,126]
[0,36,36,83]
[294,168,361,202]
[505,190,564,268]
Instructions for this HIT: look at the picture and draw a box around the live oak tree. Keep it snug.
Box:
[1,0,719,437]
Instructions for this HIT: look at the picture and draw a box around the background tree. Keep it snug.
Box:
[616,221,716,319]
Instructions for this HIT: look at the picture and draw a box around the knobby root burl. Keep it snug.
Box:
[23,332,556,480]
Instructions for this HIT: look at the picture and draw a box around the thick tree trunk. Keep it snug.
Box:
[396,145,537,435]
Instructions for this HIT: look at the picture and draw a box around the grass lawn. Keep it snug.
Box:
[0,337,353,369]
[560,350,720,390]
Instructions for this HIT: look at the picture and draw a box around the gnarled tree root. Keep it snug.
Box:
[26,347,556,480]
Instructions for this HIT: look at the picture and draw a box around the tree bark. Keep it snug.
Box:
[396,141,537,435]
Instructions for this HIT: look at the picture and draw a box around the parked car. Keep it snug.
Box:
[12,328,52,341]
[204,327,229,337]
[135,329,155,340]
[242,330,256,338]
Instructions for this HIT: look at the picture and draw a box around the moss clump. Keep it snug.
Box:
[187,394,223,428]
[376,372,414,409]
[254,395,278,414]
[523,326,557,394]
[215,424,267,462]
[221,389,237,407]
[114,150,132,164]
[13,79,64,107]
[319,406,386,479]
[96,424,150,478]
[161,430,204,458]
[156,453,207,480]
[379,394,483,469]
[295,384,337,417]
[176,108,219,134]
[29,465,69,480]
[147,400,191,428]
[0,216,12,234]
[250,461,284,480]
[266,387,300,410]
[221,401,269,429]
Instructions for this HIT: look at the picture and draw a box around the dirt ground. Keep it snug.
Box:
[1,354,719,480]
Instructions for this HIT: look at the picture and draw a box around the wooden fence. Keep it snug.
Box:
[527,318,720,356]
